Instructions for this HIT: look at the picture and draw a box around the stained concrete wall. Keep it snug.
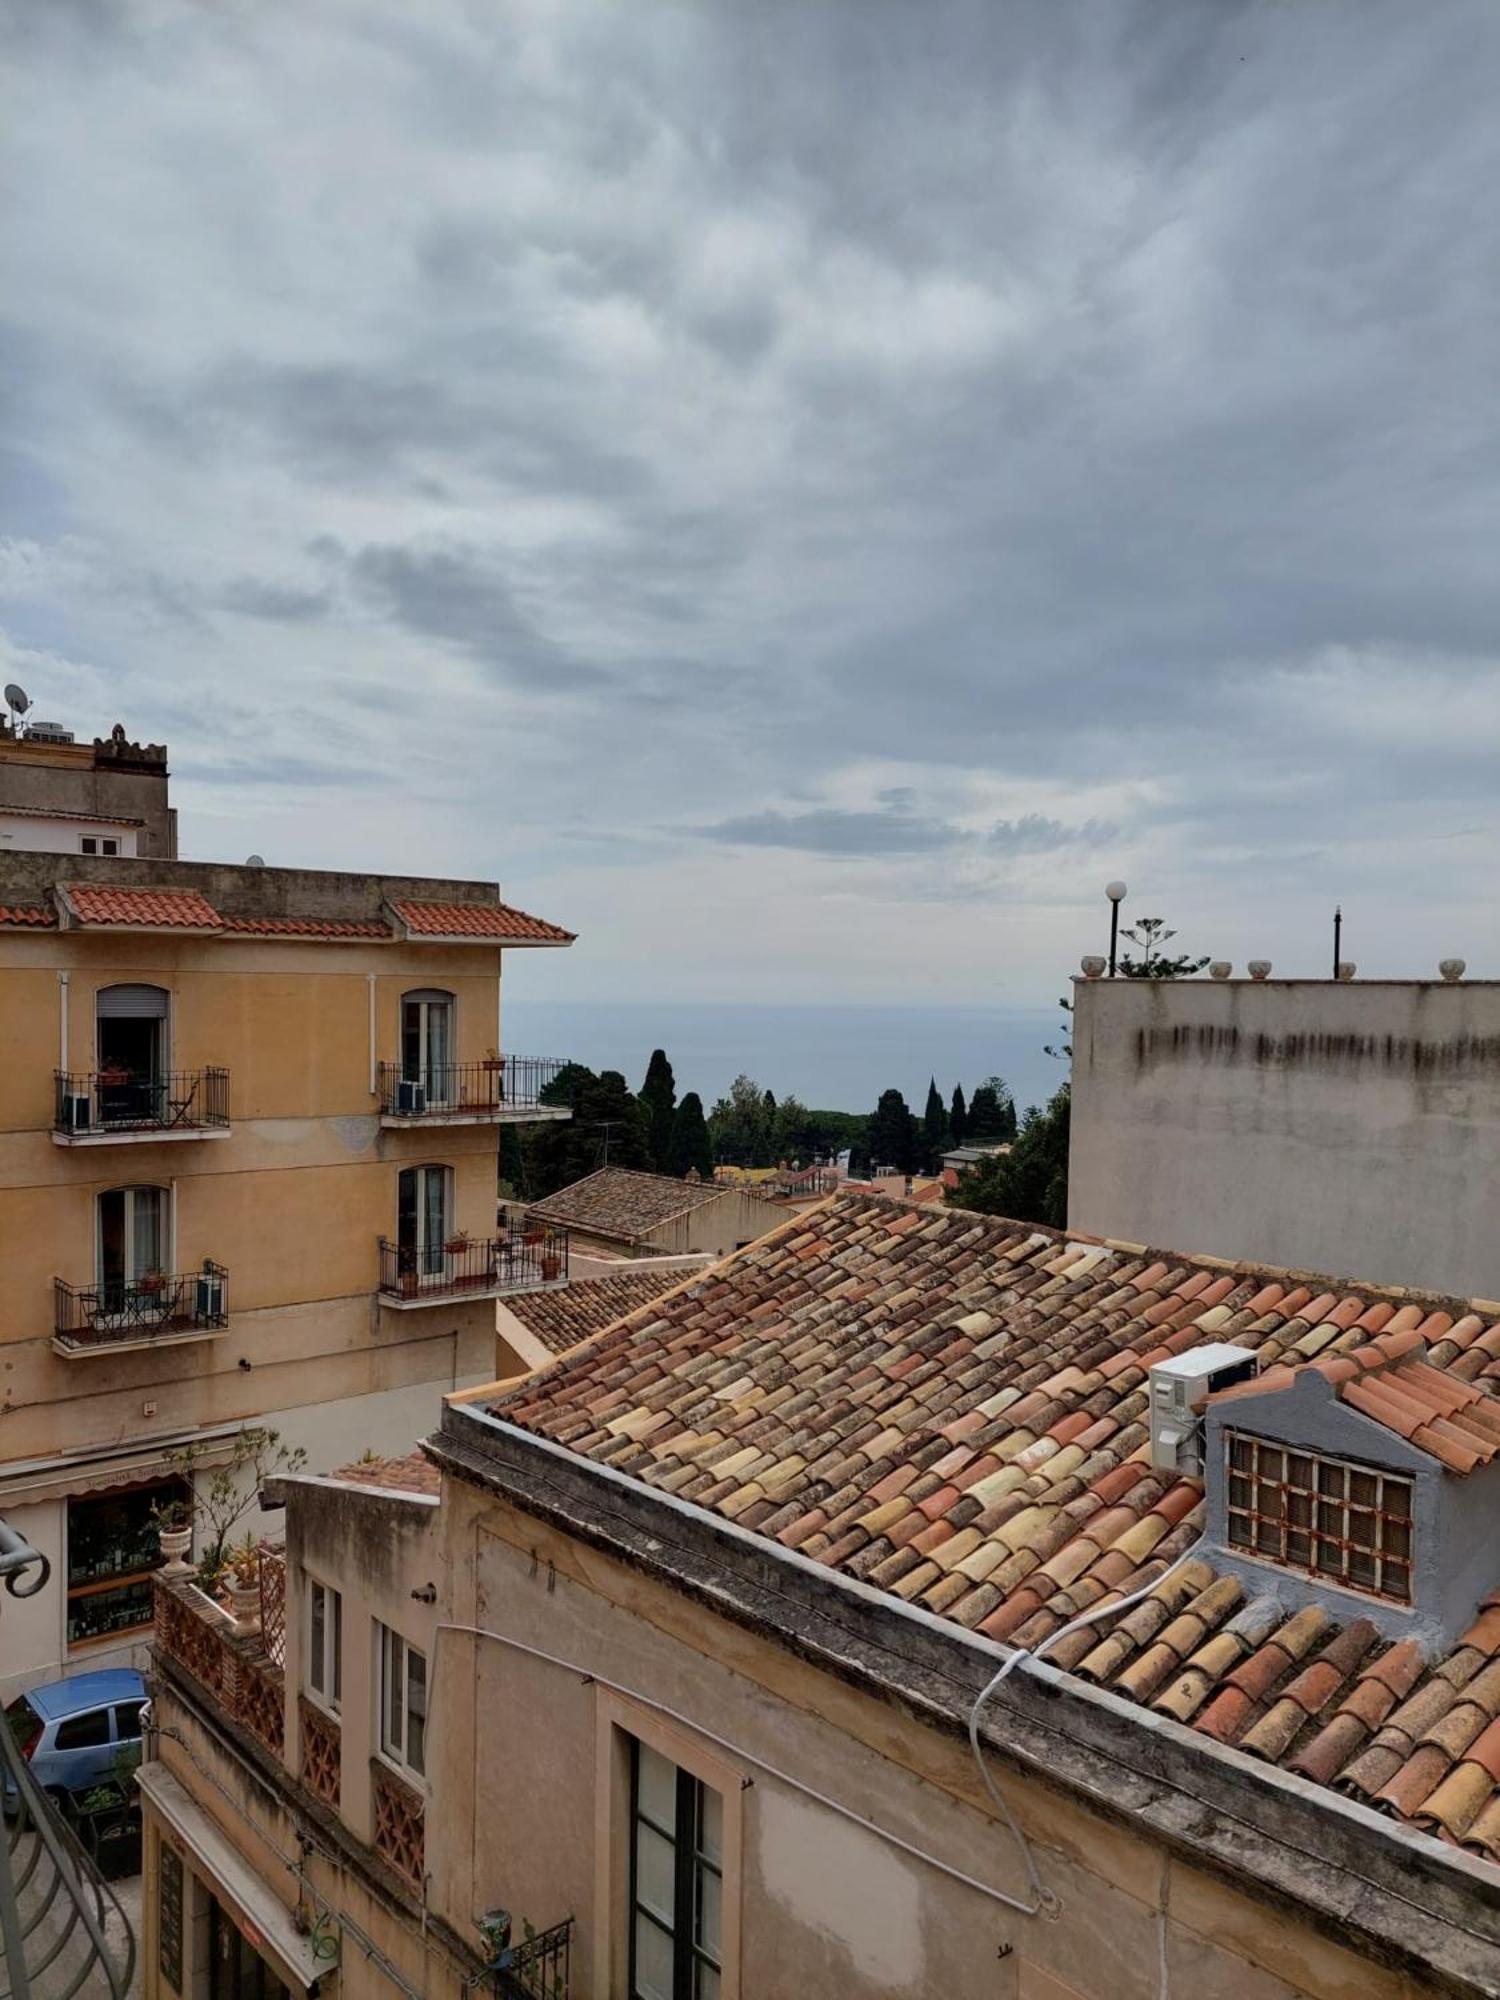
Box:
[1069,978,1500,1300]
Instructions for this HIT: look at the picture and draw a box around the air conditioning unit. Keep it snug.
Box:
[62,1092,91,1133]
[397,1079,427,1114]
[196,1271,225,1322]
[1149,1344,1259,1476]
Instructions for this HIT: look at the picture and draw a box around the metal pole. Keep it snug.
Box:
[1333,906,1342,979]
[1108,900,1120,978]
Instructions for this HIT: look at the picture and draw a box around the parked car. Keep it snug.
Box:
[3,1667,146,1810]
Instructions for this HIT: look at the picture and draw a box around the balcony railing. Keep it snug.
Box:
[377,1231,567,1304]
[491,1918,573,2000]
[54,1261,229,1352]
[54,1067,230,1138]
[153,1571,285,1760]
[376,1058,570,1121]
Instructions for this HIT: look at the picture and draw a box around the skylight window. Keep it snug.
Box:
[1225,1431,1413,1604]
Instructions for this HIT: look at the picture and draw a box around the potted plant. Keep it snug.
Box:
[162,1425,307,1592]
[150,1494,194,1573]
[443,1229,472,1257]
[540,1249,562,1282]
[138,1269,167,1296]
[224,1533,262,1633]
[96,1065,131,1087]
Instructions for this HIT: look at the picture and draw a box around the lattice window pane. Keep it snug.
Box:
[1224,1430,1413,1604]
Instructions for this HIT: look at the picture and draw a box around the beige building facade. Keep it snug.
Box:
[0,791,575,1698]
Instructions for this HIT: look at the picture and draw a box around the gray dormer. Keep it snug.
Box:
[1202,1368,1500,1653]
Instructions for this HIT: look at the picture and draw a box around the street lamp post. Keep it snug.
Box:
[1106,880,1127,977]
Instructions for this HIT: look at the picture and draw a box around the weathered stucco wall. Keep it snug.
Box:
[1069,979,1500,1299]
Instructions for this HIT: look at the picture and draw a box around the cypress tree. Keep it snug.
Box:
[669,1092,714,1179]
[922,1077,949,1165]
[949,1084,967,1149]
[640,1048,677,1173]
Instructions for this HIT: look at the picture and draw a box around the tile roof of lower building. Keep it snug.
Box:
[527,1167,774,1244]
[389,897,575,943]
[491,1189,1500,1868]
[330,1451,441,1496]
[0,902,57,928]
[63,883,221,929]
[505,1267,690,1356]
[220,914,394,940]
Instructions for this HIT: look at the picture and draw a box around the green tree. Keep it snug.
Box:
[669,1091,714,1179]
[866,1087,921,1175]
[949,1084,967,1149]
[922,1077,949,1167]
[967,1076,1016,1141]
[771,1093,816,1164]
[954,1085,1071,1229]
[511,1062,650,1195]
[159,1426,307,1591]
[640,1048,677,1173]
[575,1069,651,1172]
[1119,916,1209,979]
[708,1074,774,1166]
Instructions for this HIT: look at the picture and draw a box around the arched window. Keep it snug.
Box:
[397,1164,452,1279]
[97,1184,170,1311]
[400,989,454,1107]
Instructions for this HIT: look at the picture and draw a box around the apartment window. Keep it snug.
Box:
[401,989,454,1103]
[1225,1431,1413,1603]
[378,1624,427,1778]
[306,1578,342,1711]
[80,835,120,856]
[630,1739,723,2000]
[396,1163,451,1280]
[97,1184,169,1306]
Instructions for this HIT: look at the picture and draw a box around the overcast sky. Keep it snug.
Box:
[3,0,1498,1008]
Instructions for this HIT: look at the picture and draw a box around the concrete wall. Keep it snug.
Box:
[0,732,175,856]
[1069,978,1500,1299]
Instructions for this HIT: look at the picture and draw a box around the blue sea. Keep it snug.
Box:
[500,999,1064,1119]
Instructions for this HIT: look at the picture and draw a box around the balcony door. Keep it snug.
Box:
[397,1164,451,1280]
[97,1185,167,1315]
[96,984,169,1124]
[401,990,453,1107]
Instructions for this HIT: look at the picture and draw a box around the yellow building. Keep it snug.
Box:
[0,752,575,1699]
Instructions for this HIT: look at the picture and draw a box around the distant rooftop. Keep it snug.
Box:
[527,1166,775,1246]
[504,1265,690,1357]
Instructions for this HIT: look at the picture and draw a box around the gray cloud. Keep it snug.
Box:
[2,0,1499,997]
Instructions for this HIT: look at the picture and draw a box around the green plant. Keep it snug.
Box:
[149,1494,192,1533]
[162,1425,307,1585]
[227,1533,261,1589]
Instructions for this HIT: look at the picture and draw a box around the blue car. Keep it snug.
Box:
[4,1667,146,1809]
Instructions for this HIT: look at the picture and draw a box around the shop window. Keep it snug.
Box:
[209,1896,291,2000]
[377,1623,427,1779]
[1225,1431,1414,1603]
[630,1738,723,2000]
[66,1477,189,1649]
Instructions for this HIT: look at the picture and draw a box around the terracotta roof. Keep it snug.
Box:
[330,1451,440,1496]
[389,898,575,944]
[0,804,144,825]
[220,915,393,940]
[505,1267,689,1357]
[1213,1335,1500,1474]
[527,1167,771,1246]
[493,1190,1500,1866]
[0,902,57,928]
[63,883,221,929]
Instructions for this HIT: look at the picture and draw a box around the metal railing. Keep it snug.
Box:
[376,1058,569,1117]
[54,1262,230,1351]
[0,1645,136,2000]
[53,1069,230,1136]
[492,1918,572,2000]
[377,1232,567,1302]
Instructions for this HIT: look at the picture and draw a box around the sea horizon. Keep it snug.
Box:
[501,998,1064,1122]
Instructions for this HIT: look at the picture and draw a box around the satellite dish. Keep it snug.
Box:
[245,854,266,867]
[4,684,30,714]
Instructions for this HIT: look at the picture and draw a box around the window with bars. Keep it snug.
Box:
[629,1739,723,2000]
[1225,1431,1413,1603]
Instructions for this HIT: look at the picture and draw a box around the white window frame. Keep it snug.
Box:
[400,989,456,1105]
[305,1575,342,1714]
[376,1622,428,1781]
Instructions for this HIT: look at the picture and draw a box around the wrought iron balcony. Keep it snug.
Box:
[53,1262,230,1356]
[53,1068,230,1144]
[376,1058,572,1126]
[487,1917,573,1999]
[377,1231,568,1306]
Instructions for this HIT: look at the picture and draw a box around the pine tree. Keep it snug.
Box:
[949,1084,967,1149]
[968,1076,1016,1140]
[669,1092,714,1179]
[640,1049,677,1173]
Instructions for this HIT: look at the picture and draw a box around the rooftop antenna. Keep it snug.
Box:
[4,682,30,736]
[1333,905,1342,980]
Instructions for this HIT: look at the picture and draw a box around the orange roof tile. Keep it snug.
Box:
[63,883,221,929]
[330,1450,440,1496]
[489,1190,1500,1871]
[390,898,574,944]
[220,915,393,940]
[0,902,57,928]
